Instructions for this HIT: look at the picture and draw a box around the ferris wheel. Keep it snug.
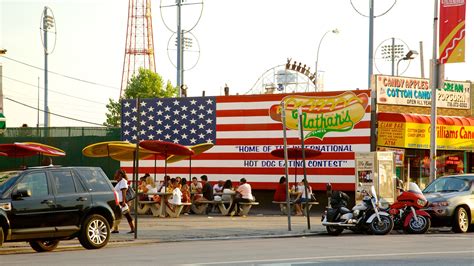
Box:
[246,59,317,95]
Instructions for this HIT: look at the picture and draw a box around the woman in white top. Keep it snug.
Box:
[113,169,135,234]
[221,179,235,202]
[139,175,157,200]
[294,180,313,216]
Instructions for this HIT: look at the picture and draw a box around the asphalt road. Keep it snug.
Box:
[1,232,473,265]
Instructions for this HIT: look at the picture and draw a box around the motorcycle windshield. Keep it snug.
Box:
[407,182,423,194]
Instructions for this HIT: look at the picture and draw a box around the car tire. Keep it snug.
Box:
[29,240,60,252]
[452,207,470,233]
[79,214,110,249]
[0,227,4,247]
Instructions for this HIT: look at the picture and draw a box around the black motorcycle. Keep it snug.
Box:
[321,185,394,236]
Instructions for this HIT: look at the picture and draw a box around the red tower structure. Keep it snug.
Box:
[120,0,156,97]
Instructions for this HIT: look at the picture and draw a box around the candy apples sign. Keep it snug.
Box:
[269,91,369,139]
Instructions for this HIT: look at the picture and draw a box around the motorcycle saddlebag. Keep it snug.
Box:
[326,208,339,222]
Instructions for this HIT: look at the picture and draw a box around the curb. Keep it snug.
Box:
[0,230,325,255]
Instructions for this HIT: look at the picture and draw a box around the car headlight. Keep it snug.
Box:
[0,202,11,211]
[430,201,449,207]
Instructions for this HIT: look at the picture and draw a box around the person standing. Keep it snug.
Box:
[112,169,135,234]
[227,178,254,217]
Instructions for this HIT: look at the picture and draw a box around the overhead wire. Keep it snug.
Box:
[1,56,120,90]
[5,97,105,126]
[3,75,107,105]
[3,93,107,122]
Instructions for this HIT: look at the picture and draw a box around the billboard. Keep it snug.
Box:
[120,90,371,190]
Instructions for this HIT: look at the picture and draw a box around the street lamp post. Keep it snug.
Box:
[396,50,419,76]
[315,28,339,92]
[41,7,56,128]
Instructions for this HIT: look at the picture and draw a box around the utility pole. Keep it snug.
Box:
[429,0,439,183]
[0,49,6,133]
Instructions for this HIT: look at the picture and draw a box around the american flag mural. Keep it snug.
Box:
[121,90,371,190]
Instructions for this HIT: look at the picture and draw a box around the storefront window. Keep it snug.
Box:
[437,151,465,176]
[404,149,469,189]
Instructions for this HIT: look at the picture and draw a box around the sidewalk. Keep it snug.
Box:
[1,211,326,253]
[113,212,326,243]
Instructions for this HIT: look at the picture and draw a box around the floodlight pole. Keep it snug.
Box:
[391,37,395,76]
[177,0,183,96]
[368,0,376,152]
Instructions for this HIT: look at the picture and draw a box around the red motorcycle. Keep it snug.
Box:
[389,182,431,234]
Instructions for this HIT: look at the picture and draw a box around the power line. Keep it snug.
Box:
[5,97,105,126]
[3,75,107,105]
[2,56,120,90]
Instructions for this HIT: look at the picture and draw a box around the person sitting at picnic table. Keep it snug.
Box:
[167,178,176,193]
[221,180,235,202]
[191,176,203,201]
[226,178,254,217]
[176,176,182,189]
[194,175,214,214]
[166,178,182,212]
[139,174,157,201]
[294,179,313,216]
[213,180,224,194]
[273,176,288,202]
[181,178,191,214]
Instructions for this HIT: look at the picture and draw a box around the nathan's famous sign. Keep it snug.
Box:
[269,91,369,139]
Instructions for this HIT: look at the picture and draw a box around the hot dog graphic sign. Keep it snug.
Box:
[269,91,369,139]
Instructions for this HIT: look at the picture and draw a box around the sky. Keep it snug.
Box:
[0,0,473,127]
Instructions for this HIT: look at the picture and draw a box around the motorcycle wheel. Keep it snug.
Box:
[369,215,393,235]
[405,215,430,234]
[326,226,343,236]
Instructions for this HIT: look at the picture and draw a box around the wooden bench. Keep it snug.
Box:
[272,201,319,216]
[137,200,162,216]
[238,201,259,215]
[165,202,192,218]
[191,200,231,215]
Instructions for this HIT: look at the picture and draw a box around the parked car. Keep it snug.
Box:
[0,166,121,252]
[423,174,474,233]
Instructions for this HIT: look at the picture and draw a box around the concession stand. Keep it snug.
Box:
[373,75,473,189]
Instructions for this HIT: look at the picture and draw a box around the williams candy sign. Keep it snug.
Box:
[375,75,471,109]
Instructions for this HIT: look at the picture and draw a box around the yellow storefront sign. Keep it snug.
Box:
[378,122,474,151]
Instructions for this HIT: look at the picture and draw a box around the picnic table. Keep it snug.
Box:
[191,192,259,216]
[272,191,319,216]
[137,192,191,218]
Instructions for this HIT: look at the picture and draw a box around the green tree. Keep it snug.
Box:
[104,68,177,127]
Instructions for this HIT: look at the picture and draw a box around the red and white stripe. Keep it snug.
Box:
[122,91,371,191]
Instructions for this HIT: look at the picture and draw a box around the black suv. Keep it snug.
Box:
[0,166,121,252]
